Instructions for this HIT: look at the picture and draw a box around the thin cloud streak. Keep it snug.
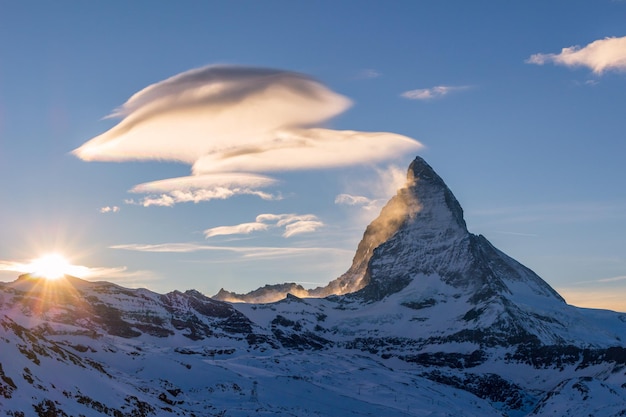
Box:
[573,275,626,285]
[110,243,352,260]
[401,85,471,100]
[355,69,381,79]
[74,65,421,206]
[526,36,626,74]
[597,275,626,283]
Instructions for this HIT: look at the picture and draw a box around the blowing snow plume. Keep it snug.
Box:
[74,65,421,206]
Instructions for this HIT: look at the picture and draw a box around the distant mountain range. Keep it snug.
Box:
[1,156,625,416]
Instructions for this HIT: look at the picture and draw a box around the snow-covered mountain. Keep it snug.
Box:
[1,156,626,417]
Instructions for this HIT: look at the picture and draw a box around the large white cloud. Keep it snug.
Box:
[74,66,352,163]
[73,65,422,206]
[526,36,626,74]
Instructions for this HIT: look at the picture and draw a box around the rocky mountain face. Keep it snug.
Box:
[1,156,626,417]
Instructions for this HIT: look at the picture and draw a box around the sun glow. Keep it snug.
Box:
[29,254,74,280]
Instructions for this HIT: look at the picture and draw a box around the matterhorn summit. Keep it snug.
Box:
[1,156,626,416]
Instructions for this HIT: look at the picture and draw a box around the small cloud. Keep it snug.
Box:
[335,193,384,212]
[526,36,626,74]
[356,69,382,79]
[265,213,324,238]
[204,222,269,238]
[401,85,471,100]
[100,206,120,213]
[204,213,324,239]
[335,194,375,206]
[283,220,324,237]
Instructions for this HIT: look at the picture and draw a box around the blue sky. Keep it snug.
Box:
[1,1,625,311]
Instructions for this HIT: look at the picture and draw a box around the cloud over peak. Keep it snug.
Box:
[526,36,626,74]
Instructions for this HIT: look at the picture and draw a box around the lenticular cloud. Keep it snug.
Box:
[73,65,422,205]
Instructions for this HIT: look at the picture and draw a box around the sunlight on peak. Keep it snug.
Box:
[30,254,79,280]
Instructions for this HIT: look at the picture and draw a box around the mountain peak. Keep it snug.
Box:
[407,156,466,230]
[213,155,563,313]
[320,156,469,298]
[354,156,563,307]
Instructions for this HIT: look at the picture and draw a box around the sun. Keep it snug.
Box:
[30,254,72,280]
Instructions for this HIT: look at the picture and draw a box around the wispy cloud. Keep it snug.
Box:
[526,36,626,74]
[356,69,381,79]
[401,85,471,100]
[335,194,376,206]
[574,275,626,285]
[597,275,626,283]
[74,65,421,206]
[126,173,280,207]
[100,206,120,214]
[204,213,323,239]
